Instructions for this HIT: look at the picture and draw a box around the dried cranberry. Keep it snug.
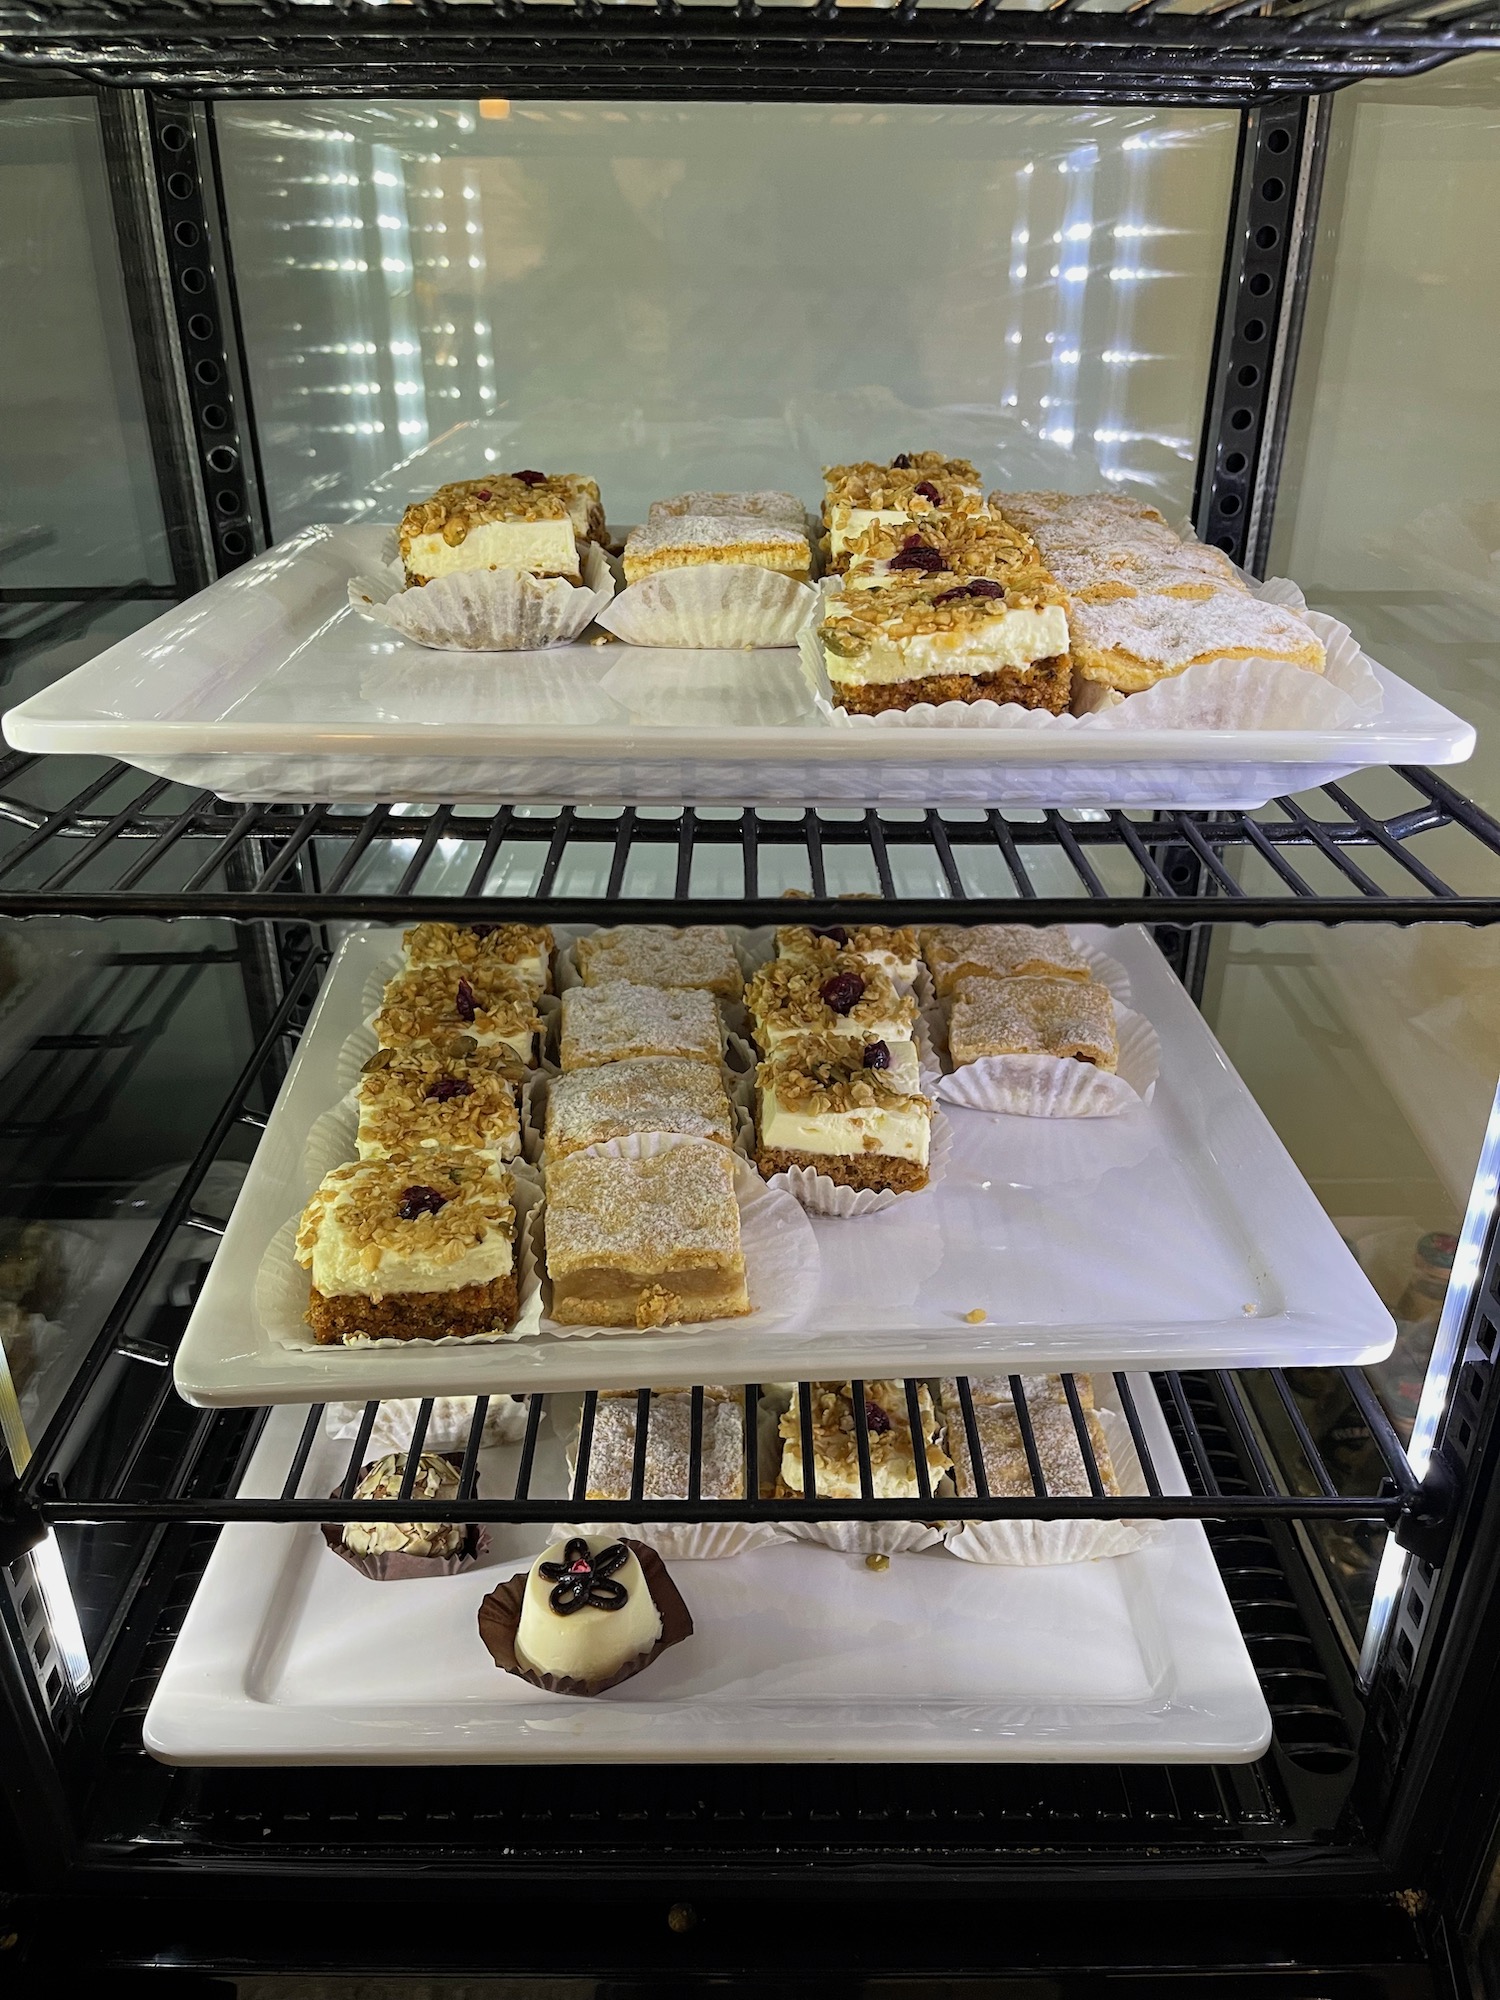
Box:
[891,452,914,470]
[934,579,1007,606]
[474,487,492,500]
[819,970,866,1016]
[467,922,498,937]
[810,924,848,947]
[862,1040,891,1070]
[888,541,944,573]
[427,1075,474,1102]
[398,1184,448,1220]
[863,1399,892,1435]
[511,468,547,485]
[913,480,942,505]
[454,977,477,1023]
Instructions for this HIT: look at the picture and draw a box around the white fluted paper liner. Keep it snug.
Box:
[324,1395,531,1454]
[765,1106,953,1219]
[934,1002,1159,1120]
[536,1131,818,1339]
[804,588,1383,734]
[255,1167,545,1353]
[783,1513,947,1556]
[348,541,615,653]
[941,1406,1163,1566]
[597,563,818,650]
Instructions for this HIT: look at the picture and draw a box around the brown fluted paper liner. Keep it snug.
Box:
[321,1516,491,1583]
[476,1537,693,1697]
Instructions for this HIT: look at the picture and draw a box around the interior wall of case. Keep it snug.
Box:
[210,98,1238,533]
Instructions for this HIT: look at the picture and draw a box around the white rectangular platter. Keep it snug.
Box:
[143,1396,1272,1766]
[3,523,1472,812]
[171,923,1394,1407]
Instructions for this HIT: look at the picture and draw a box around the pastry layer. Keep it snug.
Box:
[778,1380,950,1499]
[342,1452,468,1559]
[374,964,540,1066]
[775,922,920,986]
[622,515,812,585]
[648,490,806,528]
[1067,590,1326,692]
[307,1272,518,1345]
[356,1041,521,1164]
[551,1267,751,1329]
[574,924,743,1000]
[756,1145,928,1193]
[297,1154,516,1299]
[922,922,1090,995]
[402,921,553,995]
[947,974,1118,1070]
[747,953,916,1050]
[559,981,722,1071]
[544,1056,735,1163]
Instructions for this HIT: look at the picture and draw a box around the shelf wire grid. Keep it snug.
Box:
[5,0,1500,102]
[0,757,1497,926]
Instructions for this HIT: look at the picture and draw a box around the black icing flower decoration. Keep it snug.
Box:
[539,1537,630,1616]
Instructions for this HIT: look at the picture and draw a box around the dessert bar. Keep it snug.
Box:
[822,462,986,569]
[621,515,812,585]
[355,1037,522,1165]
[340,1452,469,1560]
[947,974,1119,1071]
[818,571,1071,715]
[576,1386,747,1501]
[648,490,807,528]
[573,924,744,1001]
[544,1056,736,1163]
[296,1153,519,1344]
[506,1534,670,1691]
[777,1380,950,1499]
[402,921,553,995]
[559,981,722,1072]
[775,921,920,986]
[544,1138,750,1328]
[373,963,541,1067]
[922,922,1091,995]
[755,1035,932,1193]
[424,471,605,545]
[398,477,583,587]
[839,513,1044,594]
[747,952,917,1050]
[938,1376,1119,1500]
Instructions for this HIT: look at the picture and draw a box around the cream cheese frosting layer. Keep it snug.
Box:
[822,603,1070,684]
[759,1089,930,1166]
[405,519,580,582]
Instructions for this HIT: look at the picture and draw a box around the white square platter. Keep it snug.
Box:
[3,523,1473,812]
[170,922,1394,1407]
[142,1392,1272,1766]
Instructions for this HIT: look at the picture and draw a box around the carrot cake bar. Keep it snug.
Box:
[297,1154,518,1345]
[621,514,812,586]
[922,922,1091,996]
[775,921,921,987]
[402,921,553,995]
[559,982,722,1072]
[839,513,1042,593]
[777,1380,950,1499]
[818,569,1071,716]
[938,1375,1118,1499]
[755,1035,932,1193]
[822,463,987,569]
[399,477,582,587]
[373,964,541,1067]
[428,471,605,546]
[355,1038,522,1165]
[544,1056,736,1164]
[747,952,917,1051]
[574,924,743,1001]
[545,1139,750,1328]
[947,974,1118,1071]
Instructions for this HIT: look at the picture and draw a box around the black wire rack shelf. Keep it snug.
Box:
[0,756,1499,925]
[3,0,1500,104]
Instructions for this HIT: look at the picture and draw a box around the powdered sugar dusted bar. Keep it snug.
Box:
[574,925,743,1001]
[577,1387,746,1501]
[621,514,812,585]
[947,975,1118,1071]
[559,981,723,1072]
[922,923,1091,997]
[544,1056,735,1163]
[648,490,806,528]
[938,1376,1119,1499]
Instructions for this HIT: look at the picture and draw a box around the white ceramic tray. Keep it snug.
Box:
[171,923,1394,1407]
[3,522,1472,811]
[142,1396,1271,1765]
